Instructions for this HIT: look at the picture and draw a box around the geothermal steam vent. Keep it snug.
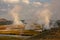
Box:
[9,5,24,32]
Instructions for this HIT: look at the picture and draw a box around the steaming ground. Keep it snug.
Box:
[5,0,51,30]
[0,0,59,30]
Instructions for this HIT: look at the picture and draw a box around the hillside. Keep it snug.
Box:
[25,27,60,40]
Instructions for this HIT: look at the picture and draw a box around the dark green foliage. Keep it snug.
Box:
[0,36,23,40]
[56,20,60,26]
[25,26,60,40]
[0,21,13,25]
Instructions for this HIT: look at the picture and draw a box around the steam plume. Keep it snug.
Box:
[41,9,51,30]
[36,4,52,30]
[10,5,23,25]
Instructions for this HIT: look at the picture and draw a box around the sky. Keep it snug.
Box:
[0,0,60,21]
[51,0,60,20]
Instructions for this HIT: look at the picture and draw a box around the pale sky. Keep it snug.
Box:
[0,0,60,21]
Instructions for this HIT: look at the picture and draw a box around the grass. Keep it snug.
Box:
[0,36,23,40]
[25,27,60,40]
[0,30,40,40]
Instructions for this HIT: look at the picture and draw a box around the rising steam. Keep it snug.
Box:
[10,5,23,25]
[40,9,51,30]
[36,4,52,30]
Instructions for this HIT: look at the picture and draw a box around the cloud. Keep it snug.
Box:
[32,2,42,7]
[51,0,60,20]
[43,3,49,7]
[0,9,6,11]
[22,0,30,4]
[33,2,42,5]
[3,0,20,3]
